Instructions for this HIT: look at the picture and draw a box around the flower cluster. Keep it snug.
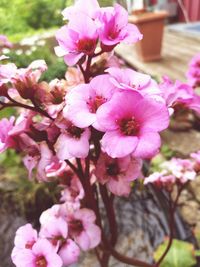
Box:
[144,155,198,189]
[159,76,200,116]
[186,53,200,88]
[12,205,101,267]
[55,0,142,65]
[1,0,198,267]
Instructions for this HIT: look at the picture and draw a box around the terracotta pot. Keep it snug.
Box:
[129,11,168,62]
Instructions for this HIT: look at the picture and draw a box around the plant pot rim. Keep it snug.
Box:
[129,11,168,24]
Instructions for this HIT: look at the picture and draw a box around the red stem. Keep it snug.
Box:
[155,184,186,266]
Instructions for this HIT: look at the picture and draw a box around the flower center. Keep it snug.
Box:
[77,39,96,55]
[67,125,84,139]
[119,117,139,136]
[69,219,84,235]
[35,256,47,267]
[25,240,35,249]
[106,161,120,176]
[88,95,106,113]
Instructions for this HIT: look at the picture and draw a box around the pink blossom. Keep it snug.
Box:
[0,63,17,90]
[144,172,176,187]
[0,35,13,48]
[107,67,162,98]
[186,53,200,88]
[45,159,67,178]
[12,239,62,267]
[13,224,38,250]
[68,208,101,251]
[97,4,142,49]
[0,116,16,152]
[55,118,91,160]
[11,60,47,99]
[161,158,196,183]
[62,0,100,20]
[159,76,200,114]
[58,239,80,266]
[97,90,169,158]
[55,14,98,66]
[95,152,142,196]
[60,175,84,208]
[65,74,116,129]
[39,217,68,247]
[191,150,200,164]
[37,142,67,181]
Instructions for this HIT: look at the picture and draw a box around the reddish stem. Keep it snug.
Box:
[155,184,186,266]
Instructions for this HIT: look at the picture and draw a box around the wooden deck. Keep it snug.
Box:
[115,28,200,82]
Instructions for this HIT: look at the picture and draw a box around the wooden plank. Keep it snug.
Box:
[115,28,200,82]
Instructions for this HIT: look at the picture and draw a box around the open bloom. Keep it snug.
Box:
[55,13,98,66]
[107,67,162,98]
[97,90,169,158]
[13,224,38,250]
[12,239,62,267]
[186,53,200,88]
[62,0,100,20]
[159,76,200,115]
[161,158,196,183]
[68,208,101,251]
[55,119,91,160]
[97,4,142,48]
[0,117,15,152]
[58,239,80,266]
[95,153,142,196]
[65,74,116,130]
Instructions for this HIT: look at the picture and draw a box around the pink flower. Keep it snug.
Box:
[39,217,68,247]
[107,67,162,98]
[0,116,15,152]
[11,60,47,99]
[68,208,101,251]
[186,53,200,88]
[55,14,98,66]
[45,159,67,178]
[62,0,100,20]
[13,224,38,250]
[159,76,200,115]
[65,74,116,129]
[60,175,84,208]
[95,153,142,196]
[12,239,62,267]
[191,150,200,164]
[55,119,91,160]
[97,4,142,49]
[97,90,169,158]
[58,239,80,266]
[0,35,13,48]
[161,158,196,183]
[144,172,176,187]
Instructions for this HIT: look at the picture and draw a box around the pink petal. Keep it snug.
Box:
[101,131,138,158]
[133,130,161,158]
[59,239,80,265]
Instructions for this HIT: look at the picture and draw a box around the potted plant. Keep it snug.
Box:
[128,0,168,62]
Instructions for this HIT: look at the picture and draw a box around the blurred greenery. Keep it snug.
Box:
[0,0,114,38]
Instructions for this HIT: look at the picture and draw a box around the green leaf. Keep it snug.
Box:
[154,239,197,267]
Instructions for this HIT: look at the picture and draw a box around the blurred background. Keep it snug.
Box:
[1,1,200,267]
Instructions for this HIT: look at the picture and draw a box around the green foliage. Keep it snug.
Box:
[154,239,197,267]
[7,46,55,68]
[99,0,113,6]
[0,0,72,36]
[41,60,67,82]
